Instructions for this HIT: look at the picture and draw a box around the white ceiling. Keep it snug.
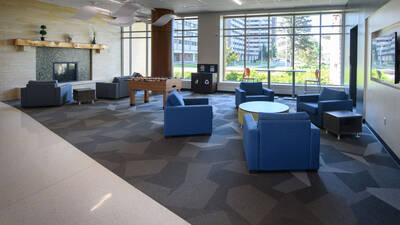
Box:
[39,0,348,14]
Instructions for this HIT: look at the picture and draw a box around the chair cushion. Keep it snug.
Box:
[28,80,58,87]
[258,112,309,121]
[239,82,263,95]
[299,102,318,114]
[246,95,270,102]
[166,90,185,106]
[319,88,346,101]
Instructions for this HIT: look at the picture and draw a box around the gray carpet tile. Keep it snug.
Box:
[8,91,400,225]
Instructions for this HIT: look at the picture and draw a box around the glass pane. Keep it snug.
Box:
[224,29,245,36]
[184,19,198,30]
[270,28,292,35]
[183,37,198,79]
[123,26,131,32]
[269,36,293,84]
[270,16,292,27]
[294,35,320,84]
[132,38,147,75]
[295,15,320,27]
[132,22,147,31]
[132,32,147,38]
[148,38,151,76]
[173,37,183,77]
[322,14,342,26]
[246,16,268,28]
[321,35,342,85]
[224,36,244,81]
[321,26,342,34]
[295,27,320,34]
[123,39,130,75]
[174,19,183,30]
[184,30,198,37]
[225,17,245,29]
[174,30,183,37]
[246,28,268,36]
[122,32,130,38]
[246,36,268,82]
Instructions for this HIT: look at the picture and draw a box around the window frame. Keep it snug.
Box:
[121,23,151,76]
[173,16,199,79]
[221,12,344,86]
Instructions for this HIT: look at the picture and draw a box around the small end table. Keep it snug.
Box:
[323,110,362,140]
[73,88,95,105]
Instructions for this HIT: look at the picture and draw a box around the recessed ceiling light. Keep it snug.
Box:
[233,0,242,5]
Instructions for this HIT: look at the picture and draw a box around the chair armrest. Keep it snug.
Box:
[235,88,246,107]
[243,114,259,171]
[318,99,353,112]
[262,87,274,96]
[20,87,28,107]
[183,98,209,105]
[59,84,72,103]
[310,124,320,170]
[297,94,319,103]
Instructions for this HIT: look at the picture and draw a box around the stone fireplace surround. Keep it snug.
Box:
[36,47,91,82]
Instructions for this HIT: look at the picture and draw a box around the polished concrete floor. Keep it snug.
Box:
[0,101,188,225]
[11,91,400,225]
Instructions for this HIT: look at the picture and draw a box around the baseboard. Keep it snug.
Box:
[365,121,400,166]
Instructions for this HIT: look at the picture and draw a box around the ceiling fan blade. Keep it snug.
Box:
[111,2,140,17]
[105,16,136,26]
[152,14,177,26]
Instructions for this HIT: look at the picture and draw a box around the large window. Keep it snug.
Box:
[122,23,151,76]
[222,13,343,85]
[173,17,198,79]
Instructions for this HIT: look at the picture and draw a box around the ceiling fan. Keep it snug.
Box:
[63,1,176,27]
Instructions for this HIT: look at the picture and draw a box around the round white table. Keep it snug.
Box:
[238,101,290,126]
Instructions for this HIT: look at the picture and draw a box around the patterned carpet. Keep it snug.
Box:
[12,91,400,225]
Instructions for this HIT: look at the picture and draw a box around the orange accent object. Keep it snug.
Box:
[243,68,256,81]
[315,69,320,80]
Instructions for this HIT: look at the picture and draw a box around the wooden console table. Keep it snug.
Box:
[129,78,182,109]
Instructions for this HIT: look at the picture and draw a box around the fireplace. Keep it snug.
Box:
[53,62,78,82]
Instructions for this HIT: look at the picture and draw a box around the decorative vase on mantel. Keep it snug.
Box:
[92,36,96,44]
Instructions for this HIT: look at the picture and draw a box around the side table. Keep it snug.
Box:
[73,88,95,105]
[323,110,362,140]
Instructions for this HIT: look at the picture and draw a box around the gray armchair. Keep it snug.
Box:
[96,76,132,99]
[21,80,72,107]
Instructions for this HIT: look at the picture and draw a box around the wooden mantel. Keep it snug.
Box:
[14,39,109,53]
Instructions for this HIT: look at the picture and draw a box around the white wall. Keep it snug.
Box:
[365,0,400,158]
[198,13,220,65]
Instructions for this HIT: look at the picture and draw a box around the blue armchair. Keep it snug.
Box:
[96,76,132,99]
[297,88,353,127]
[235,82,274,108]
[21,80,72,107]
[164,90,213,136]
[243,112,320,171]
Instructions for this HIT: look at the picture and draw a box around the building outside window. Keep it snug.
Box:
[222,13,343,85]
[121,23,151,76]
[173,17,198,79]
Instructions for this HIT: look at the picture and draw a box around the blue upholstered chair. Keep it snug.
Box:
[235,82,274,108]
[243,112,320,171]
[297,88,353,127]
[21,80,72,107]
[164,90,213,136]
[96,76,132,99]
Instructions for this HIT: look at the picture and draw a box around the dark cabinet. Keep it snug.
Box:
[191,73,218,93]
